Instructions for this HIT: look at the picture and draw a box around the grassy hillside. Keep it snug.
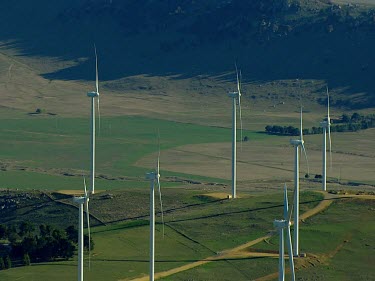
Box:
[1,189,374,280]
[0,0,374,109]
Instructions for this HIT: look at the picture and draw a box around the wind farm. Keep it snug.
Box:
[0,1,375,281]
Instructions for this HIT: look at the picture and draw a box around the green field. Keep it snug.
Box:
[0,115,257,190]
[1,189,374,280]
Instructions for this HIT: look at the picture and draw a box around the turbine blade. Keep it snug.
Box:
[157,178,165,238]
[300,106,303,140]
[235,63,240,94]
[85,199,91,270]
[97,96,101,136]
[238,95,243,151]
[283,184,289,220]
[286,225,296,280]
[234,65,243,150]
[156,130,165,237]
[326,86,330,121]
[299,104,310,176]
[83,177,87,197]
[327,86,332,170]
[94,44,99,94]
[289,184,295,223]
[288,200,294,223]
[157,129,160,175]
[301,142,310,176]
[328,125,332,170]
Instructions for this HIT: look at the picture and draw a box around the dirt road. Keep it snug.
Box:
[124,192,375,281]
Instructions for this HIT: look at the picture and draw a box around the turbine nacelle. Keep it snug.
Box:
[320,120,330,128]
[290,139,304,146]
[146,172,160,181]
[87,91,99,98]
[273,219,291,229]
[73,196,88,204]
[228,91,241,101]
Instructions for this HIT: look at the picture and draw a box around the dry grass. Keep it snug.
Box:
[137,129,375,185]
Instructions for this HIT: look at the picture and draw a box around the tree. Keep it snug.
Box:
[0,224,7,239]
[19,221,35,237]
[342,113,350,123]
[4,256,11,269]
[84,234,94,251]
[59,238,75,259]
[21,236,37,256]
[65,226,78,243]
[351,112,362,122]
[0,257,5,270]
[8,232,20,244]
[23,253,31,266]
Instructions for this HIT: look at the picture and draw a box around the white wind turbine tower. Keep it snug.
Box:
[87,46,101,195]
[72,178,91,281]
[273,184,295,281]
[228,64,243,199]
[289,105,309,257]
[320,87,332,191]
[146,134,165,281]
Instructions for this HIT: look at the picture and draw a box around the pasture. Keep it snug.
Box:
[1,188,374,280]
[1,114,373,193]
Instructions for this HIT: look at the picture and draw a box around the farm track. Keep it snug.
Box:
[125,192,375,281]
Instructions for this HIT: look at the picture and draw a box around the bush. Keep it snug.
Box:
[4,256,11,269]
[0,257,5,270]
[23,253,31,266]
[35,108,46,114]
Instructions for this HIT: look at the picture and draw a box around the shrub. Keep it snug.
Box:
[4,256,11,269]
[23,253,31,266]
[0,257,5,270]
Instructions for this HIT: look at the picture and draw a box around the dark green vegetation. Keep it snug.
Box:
[0,0,375,108]
[0,222,84,268]
[265,112,375,135]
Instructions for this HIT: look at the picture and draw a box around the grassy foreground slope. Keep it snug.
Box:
[0,190,324,281]
[158,196,375,281]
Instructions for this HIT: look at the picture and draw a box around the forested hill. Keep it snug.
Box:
[0,0,374,107]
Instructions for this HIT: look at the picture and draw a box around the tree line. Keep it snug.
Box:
[0,221,93,269]
[265,113,375,136]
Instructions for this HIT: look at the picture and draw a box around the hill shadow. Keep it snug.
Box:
[0,0,374,108]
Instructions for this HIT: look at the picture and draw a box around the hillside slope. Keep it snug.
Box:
[0,0,374,108]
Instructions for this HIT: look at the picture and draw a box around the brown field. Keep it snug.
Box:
[137,129,375,186]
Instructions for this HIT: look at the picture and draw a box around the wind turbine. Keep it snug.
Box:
[273,184,295,281]
[228,64,243,199]
[87,45,101,195]
[72,178,91,281]
[146,133,165,281]
[320,87,332,191]
[289,105,309,257]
